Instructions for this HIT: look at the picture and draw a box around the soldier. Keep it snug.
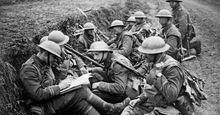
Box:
[124,16,136,31]
[19,40,130,115]
[88,41,131,104]
[156,9,181,61]
[130,11,152,43]
[167,0,201,55]
[78,22,102,53]
[121,36,195,115]
[47,30,87,78]
[107,20,141,64]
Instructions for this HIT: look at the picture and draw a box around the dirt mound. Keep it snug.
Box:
[0,59,26,115]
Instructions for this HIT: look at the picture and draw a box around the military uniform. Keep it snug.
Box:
[160,24,181,60]
[19,55,102,115]
[53,48,87,80]
[107,31,141,64]
[91,53,132,103]
[122,54,194,115]
[130,21,151,42]
[78,32,101,53]
[172,4,201,54]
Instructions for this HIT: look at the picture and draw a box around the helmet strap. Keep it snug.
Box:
[100,52,105,63]
[47,52,50,66]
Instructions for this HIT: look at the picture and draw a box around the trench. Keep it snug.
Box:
[0,0,160,114]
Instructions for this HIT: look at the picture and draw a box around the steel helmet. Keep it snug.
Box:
[83,22,96,30]
[134,11,146,18]
[126,16,136,22]
[155,9,172,18]
[166,0,182,2]
[109,20,125,29]
[48,30,69,45]
[88,41,112,52]
[138,36,170,54]
[40,36,48,44]
[38,41,62,58]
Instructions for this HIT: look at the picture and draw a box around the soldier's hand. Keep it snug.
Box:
[155,62,164,74]
[129,98,141,107]
[92,82,100,89]
[59,80,70,90]
[80,67,88,74]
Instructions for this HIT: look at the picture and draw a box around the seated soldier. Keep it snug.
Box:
[156,9,182,61]
[130,11,152,43]
[124,16,136,31]
[107,20,141,65]
[121,36,195,115]
[88,41,132,104]
[46,30,88,78]
[19,41,130,115]
[78,22,101,53]
[167,0,201,55]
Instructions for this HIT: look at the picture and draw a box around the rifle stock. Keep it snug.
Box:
[64,44,104,68]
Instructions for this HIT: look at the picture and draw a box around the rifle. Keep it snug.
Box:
[64,44,104,68]
[116,61,145,79]
[181,24,196,62]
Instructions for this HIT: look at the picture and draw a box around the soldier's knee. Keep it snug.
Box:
[76,86,92,99]
[121,106,134,115]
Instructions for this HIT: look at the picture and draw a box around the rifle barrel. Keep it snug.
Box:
[64,45,104,68]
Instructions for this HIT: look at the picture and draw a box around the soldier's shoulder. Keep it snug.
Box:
[142,23,151,29]
[112,53,133,68]
[170,25,181,35]
[123,31,133,36]
[178,6,189,15]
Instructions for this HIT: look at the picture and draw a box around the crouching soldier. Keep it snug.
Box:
[20,41,130,115]
[121,36,196,115]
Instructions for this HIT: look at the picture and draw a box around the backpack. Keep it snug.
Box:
[164,59,207,106]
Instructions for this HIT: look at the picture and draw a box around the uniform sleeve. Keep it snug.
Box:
[77,35,87,53]
[154,66,184,103]
[166,35,178,56]
[20,65,60,101]
[71,53,86,69]
[136,61,150,76]
[114,35,133,57]
[98,63,128,94]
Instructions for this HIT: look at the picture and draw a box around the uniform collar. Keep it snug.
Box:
[33,55,49,69]
[135,21,147,28]
[162,23,172,32]
[155,53,166,64]
[84,32,94,40]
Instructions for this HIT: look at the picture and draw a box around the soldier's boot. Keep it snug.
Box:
[87,93,113,112]
[87,94,130,113]
[190,40,201,55]
[175,95,195,115]
[111,97,131,113]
